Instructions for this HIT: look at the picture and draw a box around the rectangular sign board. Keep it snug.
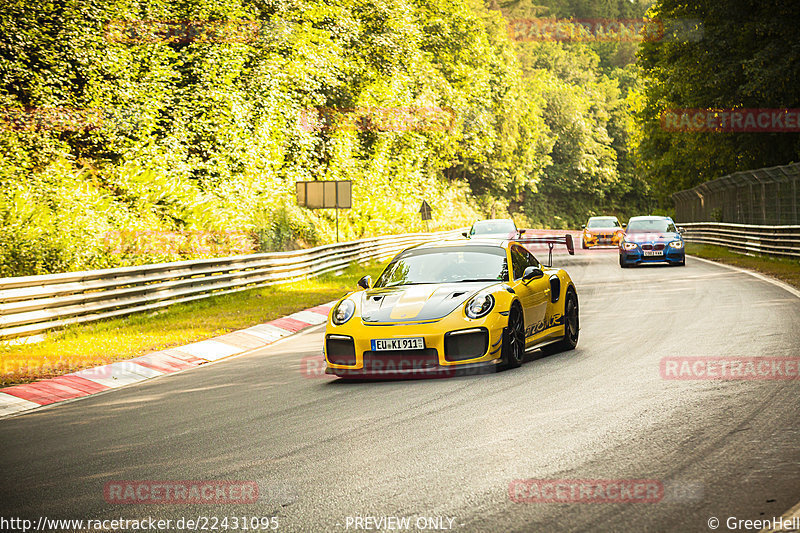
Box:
[296,180,352,209]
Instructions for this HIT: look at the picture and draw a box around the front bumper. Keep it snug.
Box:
[620,246,685,265]
[584,233,622,247]
[324,312,508,379]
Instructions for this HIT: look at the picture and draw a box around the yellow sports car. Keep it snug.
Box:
[581,216,625,248]
[324,237,579,378]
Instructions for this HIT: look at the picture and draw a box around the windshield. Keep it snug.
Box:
[626,219,677,233]
[470,220,515,235]
[374,246,509,287]
[587,218,620,229]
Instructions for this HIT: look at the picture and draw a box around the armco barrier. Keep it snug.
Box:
[680,222,800,259]
[0,229,465,340]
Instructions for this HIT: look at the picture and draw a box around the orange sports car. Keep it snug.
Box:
[581,216,625,248]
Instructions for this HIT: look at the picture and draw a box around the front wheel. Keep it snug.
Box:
[619,255,630,268]
[540,289,579,356]
[500,306,525,370]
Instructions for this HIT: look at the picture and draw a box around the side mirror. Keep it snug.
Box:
[677,227,685,234]
[622,223,627,228]
[519,229,526,236]
[357,275,372,290]
[462,231,469,238]
[522,266,544,281]
[581,225,586,229]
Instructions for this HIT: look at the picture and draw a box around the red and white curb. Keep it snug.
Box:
[0,303,334,418]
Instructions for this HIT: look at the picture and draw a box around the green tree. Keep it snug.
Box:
[636,0,800,204]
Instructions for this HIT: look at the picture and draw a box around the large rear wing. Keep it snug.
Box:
[513,233,574,267]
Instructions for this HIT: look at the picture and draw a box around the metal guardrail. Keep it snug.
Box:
[0,229,465,340]
[681,222,800,259]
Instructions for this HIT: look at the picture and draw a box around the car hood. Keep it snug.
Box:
[472,232,516,239]
[359,282,497,323]
[624,232,681,243]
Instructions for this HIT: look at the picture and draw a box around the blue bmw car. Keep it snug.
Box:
[619,216,685,268]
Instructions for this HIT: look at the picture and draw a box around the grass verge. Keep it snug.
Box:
[0,260,386,386]
[686,243,800,289]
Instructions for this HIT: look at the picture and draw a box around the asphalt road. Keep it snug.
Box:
[2,251,799,533]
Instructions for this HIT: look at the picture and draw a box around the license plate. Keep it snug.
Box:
[371,337,425,351]
[643,250,663,257]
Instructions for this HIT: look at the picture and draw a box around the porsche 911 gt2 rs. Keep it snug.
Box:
[324,237,579,378]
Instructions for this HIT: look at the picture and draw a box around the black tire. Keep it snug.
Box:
[500,305,525,370]
[619,255,630,268]
[581,239,587,249]
[540,289,579,356]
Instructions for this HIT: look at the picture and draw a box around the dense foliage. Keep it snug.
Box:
[635,0,800,202]
[488,0,653,227]
[1,0,654,276]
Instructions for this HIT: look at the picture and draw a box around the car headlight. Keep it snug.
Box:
[669,240,684,249]
[623,242,638,250]
[465,292,495,319]
[332,299,356,325]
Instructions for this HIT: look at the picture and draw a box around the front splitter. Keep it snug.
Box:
[325,359,502,379]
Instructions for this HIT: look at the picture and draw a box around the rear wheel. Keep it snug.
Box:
[540,289,579,356]
[500,306,525,370]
